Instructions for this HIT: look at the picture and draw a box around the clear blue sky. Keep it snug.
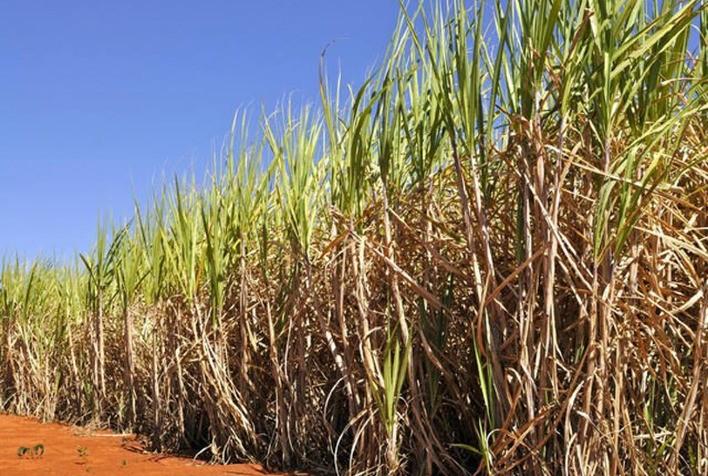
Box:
[0,0,399,260]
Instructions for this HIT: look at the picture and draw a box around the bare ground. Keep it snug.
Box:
[0,414,295,476]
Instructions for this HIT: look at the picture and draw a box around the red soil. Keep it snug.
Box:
[0,414,294,476]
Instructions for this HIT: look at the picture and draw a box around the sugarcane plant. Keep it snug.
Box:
[1,1,706,474]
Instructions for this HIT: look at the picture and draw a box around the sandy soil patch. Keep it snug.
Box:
[0,414,292,475]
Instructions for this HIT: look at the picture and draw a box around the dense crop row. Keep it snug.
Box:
[1,1,706,474]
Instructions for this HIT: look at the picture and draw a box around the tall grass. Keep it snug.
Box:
[1,1,706,474]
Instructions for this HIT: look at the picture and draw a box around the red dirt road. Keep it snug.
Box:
[0,414,291,475]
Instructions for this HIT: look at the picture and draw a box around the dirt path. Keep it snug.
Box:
[0,414,292,475]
